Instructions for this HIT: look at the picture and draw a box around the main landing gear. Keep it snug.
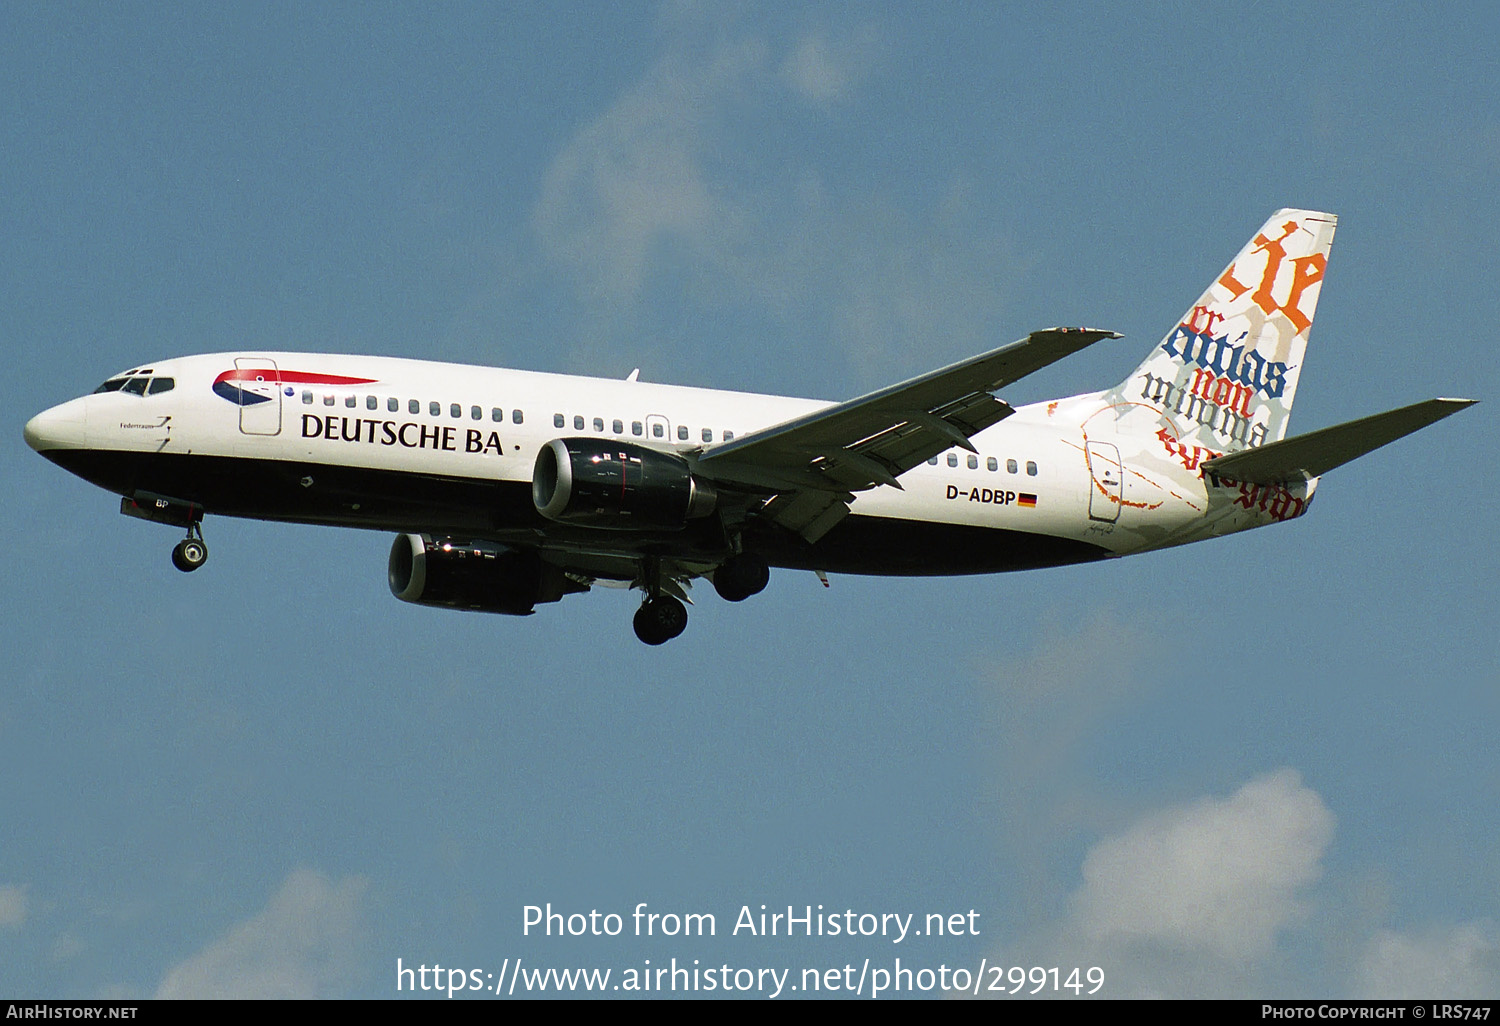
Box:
[632,554,689,645]
[630,553,771,645]
[633,595,688,646]
[711,553,769,602]
[171,522,208,573]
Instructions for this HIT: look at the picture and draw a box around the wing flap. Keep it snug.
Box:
[1201,398,1476,484]
[758,490,855,544]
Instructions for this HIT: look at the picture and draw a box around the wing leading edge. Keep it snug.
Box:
[697,327,1121,541]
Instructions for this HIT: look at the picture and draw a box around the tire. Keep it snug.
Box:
[172,538,208,573]
[712,554,770,602]
[633,596,687,644]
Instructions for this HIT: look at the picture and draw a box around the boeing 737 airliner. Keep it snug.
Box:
[25,210,1475,643]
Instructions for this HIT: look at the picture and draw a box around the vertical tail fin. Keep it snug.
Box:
[1118,209,1337,452]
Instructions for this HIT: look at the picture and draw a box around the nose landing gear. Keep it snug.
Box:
[120,492,209,573]
[171,523,208,573]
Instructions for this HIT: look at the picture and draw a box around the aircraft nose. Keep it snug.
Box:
[24,397,88,453]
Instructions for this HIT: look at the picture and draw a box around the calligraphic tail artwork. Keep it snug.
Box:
[1112,209,1338,455]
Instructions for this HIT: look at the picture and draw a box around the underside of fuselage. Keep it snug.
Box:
[39,446,1112,577]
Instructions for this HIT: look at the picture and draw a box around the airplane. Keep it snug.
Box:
[24,209,1476,644]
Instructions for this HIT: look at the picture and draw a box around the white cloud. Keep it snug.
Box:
[991,770,1337,997]
[991,609,1145,713]
[155,869,369,999]
[0,885,26,929]
[989,764,1500,998]
[974,611,1490,998]
[984,611,1148,852]
[51,932,83,961]
[534,42,765,304]
[1071,769,1335,963]
[1352,923,1500,998]
[780,29,879,104]
[530,19,1006,385]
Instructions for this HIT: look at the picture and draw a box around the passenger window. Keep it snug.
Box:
[724,431,734,441]
[450,404,461,418]
[1026,461,1038,476]
[967,455,978,470]
[410,400,421,414]
[927,457,938,465]
[121,377,148,396]
[302,390,314,404]
[429,401,440,416]
[492,408,503,421]
[1007,459,1018,474]
[652,423,664,438]
[473,406,482,420]
[574,415,584,430]
[632,421,643,436]
[388,397,399,413]
[513,410,524,424]
[147,378,174,395]
[593,417,604,432]
[324,394,335,407]
[947,452,958,467]
[987,456,998,471]
[366,395,378,410]
[702,428,713,443]
[554,414,564,428]
[613,419,623,434]
[677,425,688,441]
[345,395,356,408]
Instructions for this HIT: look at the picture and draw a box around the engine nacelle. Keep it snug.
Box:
[388,534,582,615]
[532,438,717,531]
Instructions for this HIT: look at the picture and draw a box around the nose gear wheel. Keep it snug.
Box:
[171,522,208,573]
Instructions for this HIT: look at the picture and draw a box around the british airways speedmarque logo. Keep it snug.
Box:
[211,369,377,406]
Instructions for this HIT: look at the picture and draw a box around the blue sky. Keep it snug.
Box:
[3,2,1496,999]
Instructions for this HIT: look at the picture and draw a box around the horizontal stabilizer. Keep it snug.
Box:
[1201,398,1477,484]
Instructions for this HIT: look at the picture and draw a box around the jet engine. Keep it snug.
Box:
[388,534,582,615]
[532,438,717,530]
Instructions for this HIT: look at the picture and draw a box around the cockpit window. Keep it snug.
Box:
[96,372,171,395]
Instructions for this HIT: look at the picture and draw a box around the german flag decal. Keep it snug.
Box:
[1017,493,1037,508]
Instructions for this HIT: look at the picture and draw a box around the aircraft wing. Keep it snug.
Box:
[1201,397,1477,485]
[697,327,1120,541]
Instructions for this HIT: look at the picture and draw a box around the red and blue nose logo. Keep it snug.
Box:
[212,369,377,405]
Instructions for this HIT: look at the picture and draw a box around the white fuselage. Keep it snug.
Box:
[34,211,1475,645]
[25,350,1308,580]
